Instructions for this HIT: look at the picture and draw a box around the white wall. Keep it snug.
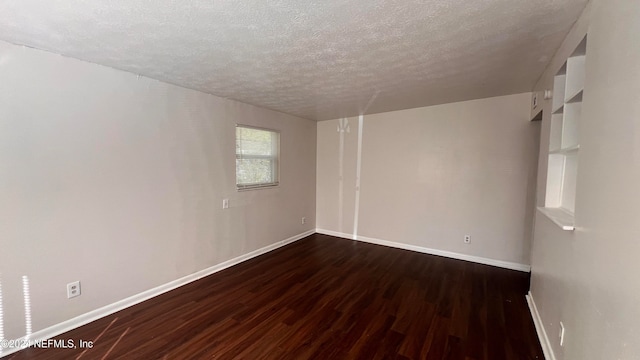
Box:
[529,0,640,358]
[0,41,316,341]
[317,93,540,267]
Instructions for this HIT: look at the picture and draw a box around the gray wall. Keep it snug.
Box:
[0,41,317,340]
[529,0,640,358]
[316,93,540,267]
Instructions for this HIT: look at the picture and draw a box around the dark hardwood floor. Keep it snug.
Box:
[7,234,543,359]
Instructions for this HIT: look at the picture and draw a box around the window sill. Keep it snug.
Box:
[537,207,575,231]
[237,183,279,191]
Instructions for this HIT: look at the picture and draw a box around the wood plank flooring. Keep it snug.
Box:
[7,234,544,359]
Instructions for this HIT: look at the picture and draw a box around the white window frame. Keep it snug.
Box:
[235,125,280,190]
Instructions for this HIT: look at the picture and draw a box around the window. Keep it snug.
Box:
[236,125,280,190]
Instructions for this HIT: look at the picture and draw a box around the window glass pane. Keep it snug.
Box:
[236,158,274,185]
[236,126,279,188]
[236,127,274,156]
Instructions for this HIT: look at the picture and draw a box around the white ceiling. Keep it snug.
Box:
[0,0,588,120]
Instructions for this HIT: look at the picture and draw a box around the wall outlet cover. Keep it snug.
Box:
[67,281,81,299]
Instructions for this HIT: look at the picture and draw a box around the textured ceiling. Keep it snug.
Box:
[0,0,588,120]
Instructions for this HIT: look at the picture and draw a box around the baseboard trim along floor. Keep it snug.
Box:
[526,291,555,360]
[0,229,316,358]
[315,228,531,272]
[5,233,544,359]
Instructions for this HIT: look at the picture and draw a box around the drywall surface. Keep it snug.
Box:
[0,0,588,120]
[317,93,539,266]
[0,41,316,341]
[529,0,640,358]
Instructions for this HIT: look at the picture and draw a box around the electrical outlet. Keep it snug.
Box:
[222,199,229,209]
[464,235,471,244]
[301,217,306,224]
[67,281,81,299]
[559,322,565,346]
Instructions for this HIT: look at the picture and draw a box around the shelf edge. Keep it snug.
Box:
[565,89,584,104]
[552,104,564,114]
[537,207,575,231]
[549,145,580,154]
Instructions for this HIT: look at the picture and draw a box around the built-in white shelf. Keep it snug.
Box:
[561,152,579,214]
[544,34,587,229]
[549,145,580,155]
[549,113,563,151]
[552,72,566,114]
[538,207,575,231]
[564,56,585,103]
[566,90,583,104]
[573,37,587,56]
[562,102,581,149]
[545,154,565,208]
[564,37,587,103]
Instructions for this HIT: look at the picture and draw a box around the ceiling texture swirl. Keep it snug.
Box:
[0,0,588,120]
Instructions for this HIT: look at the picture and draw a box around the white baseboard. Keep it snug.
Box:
[526,291,555,360]
[315,228,531,272]
[0,229,315,358]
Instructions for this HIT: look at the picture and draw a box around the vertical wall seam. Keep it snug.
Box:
[353,115,364,239]
[337,118,348,233]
